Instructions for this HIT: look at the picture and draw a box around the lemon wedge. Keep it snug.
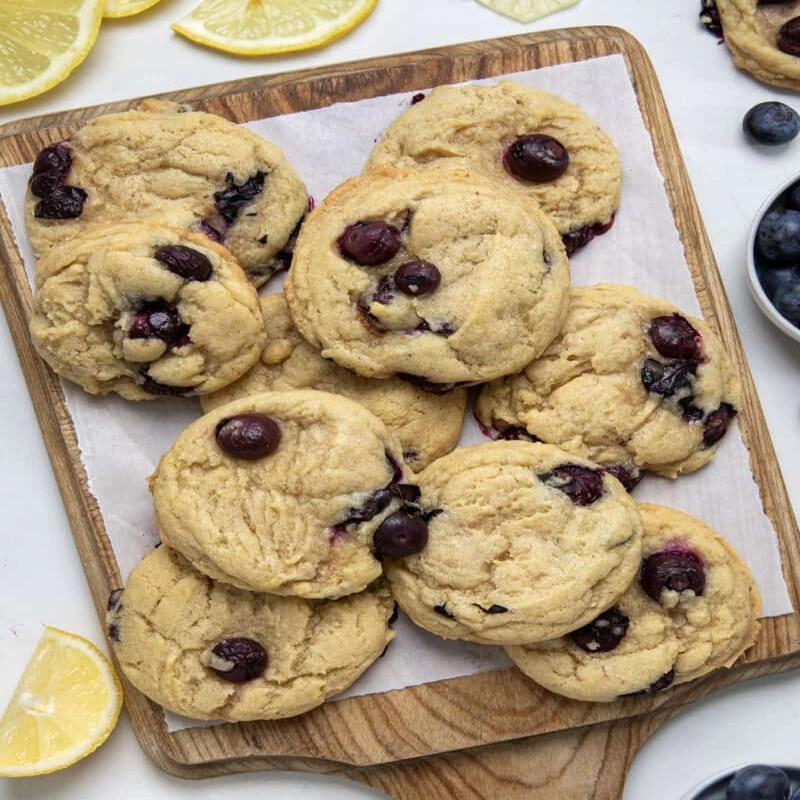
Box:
[474,0,580,23]
[104,0,162,17]
[0,0,104,107]
[0,627,123,777]
[171,0,378,56]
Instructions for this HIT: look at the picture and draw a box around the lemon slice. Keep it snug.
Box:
[104,0,162,18]
[0,0,103,107]
[474,0,580,23]
[171,0,378,56]
[0,627,123,777]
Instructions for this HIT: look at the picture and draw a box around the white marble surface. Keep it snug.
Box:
[1,1,799,798]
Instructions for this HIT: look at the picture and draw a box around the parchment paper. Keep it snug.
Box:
[0,54,791,732]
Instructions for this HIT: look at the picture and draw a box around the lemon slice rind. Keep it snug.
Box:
[0,0,104,107]
[171,0,378,56]
[103,0,162,19]
[0,626,123,778]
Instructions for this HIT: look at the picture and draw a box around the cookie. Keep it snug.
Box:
[199,293,467,470]
[505,503,761,702]
[364,80,622,254]
[383,441,643,645]
[151,389,427,598]
[25,100,308,287]
[107,546,395,721]
[475,284,741,483]
[284,167,570,388]
[712,0,800,91]
[29,222,265,400]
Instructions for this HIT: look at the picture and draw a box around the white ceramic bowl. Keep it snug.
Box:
[679,763,800,799]
[746,173,800,345]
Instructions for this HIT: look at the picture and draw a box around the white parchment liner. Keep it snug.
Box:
[0,55,790,732]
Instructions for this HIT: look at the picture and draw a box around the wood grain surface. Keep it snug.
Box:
[0,26,797,800]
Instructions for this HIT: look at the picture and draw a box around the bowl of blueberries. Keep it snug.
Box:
[748,169,800,344]
[681,764,800,800]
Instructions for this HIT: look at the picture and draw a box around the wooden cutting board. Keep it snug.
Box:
[0,26,798,800]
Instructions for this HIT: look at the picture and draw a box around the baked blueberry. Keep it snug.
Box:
[538,464,605,506]
[155,245,213,281]
[213,171,266,225]
[703,403,737,447]
[648,314,703,361]
[570,608,630,653]
[208,638,268,682]
[373,509,429,557]
[128,302,189,348]
[561,215,615,256]
[505,134,569,182]
[640,358,697,397]
[338,220,401,266]
[34,186,87,219]
[215,414,281,459]
[394,260,441,296]
[640,549,706,602]
[777,17,800,58]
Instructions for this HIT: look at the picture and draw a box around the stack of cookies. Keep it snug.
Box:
[22,79,760,719]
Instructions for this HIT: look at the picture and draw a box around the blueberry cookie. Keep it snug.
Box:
[711,0,800,91]
[505,503,761,702]
[29,223,265,400]
[24,100,308,286]
[284,167,570,388]
[475,284,741,483]
[383,441,643,645]
[364,81,621,254]
[200,293,467,470]
[151,389,427,598]
[107,546,395,721]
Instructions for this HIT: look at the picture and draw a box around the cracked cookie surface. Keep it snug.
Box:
[107,546,395,721]
[151,389,417,598]
[475,284,741,480]
[284,167,570,385]
[715,0,800,90]
[364,80,621,241]
[505,503,761,702]
[383,441,643,645]
[24,100,308,287]
[29,222,265,400]
[200,293,467,470]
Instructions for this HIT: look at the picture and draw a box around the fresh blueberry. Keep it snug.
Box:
[778,17,800,58]
[640,549,706,603]
[757,265,799,299]
[786,183,800,211]
[756,210,800,262]
[505,134,569,182]
[743,102,800,145]
[215,414,281,459]
[725,764,790,800]
[208,638,268,683]
[772,276,800,326]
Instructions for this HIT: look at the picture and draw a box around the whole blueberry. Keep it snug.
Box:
[215,414,281,459]
[786,182,800,211]
[757,210,800,262]
[640,549,706,603]
[772,276,800,327]
[743,102,800,145]
[394,260,441,296]
[757,265,799,299]
[154,245,213,281]
[570,608,630,653]
[208,638,268,683]
[373,509,429,557]
[338,221,401,266]
[537,464,605,506]
[505,134,569,182]
[778,17,800,58]
[725,764,790,800]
